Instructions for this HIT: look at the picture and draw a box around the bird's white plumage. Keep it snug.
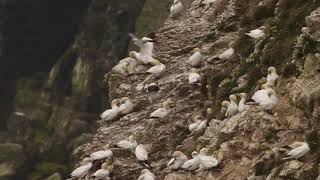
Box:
[93,169,110,180]
[167,151,188,170]
[137,169,155,180]
[188,120,202,132]
[238,93,249,113]
[147,63,166,76]
[259,89,278,111]
[150,102,169,118]
[117,136,137,152]
[188,72,201,84]
[170,0,183,18]
[202,0,218,4]
[100,100,120,121]
[252,89,269,104]
[70,163,92,178]
[246,29,265,39]
[225,95,238,118]
[135,144,148,161]
[195,120,207,132]
[199,155,218,170]
[89,150,113,161]
[119,97,134,115]
[266,67,279,87]
[181,152,200,171]
[283,142,310,160]
[188,51,202,67]
[218,48,235,60]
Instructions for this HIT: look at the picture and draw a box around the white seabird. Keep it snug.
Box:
[137,169,155,180]
[251,84,272,104]
[135,144,151,168]
[218,41,235,60]
[188,115,202,133]
[238,93,249,113]
[246,26,266,39]
[147,83,161,103]
[167,151,188,170]
[188,68,201,85]
[116,135,138,153]
[188,48,202,67]
[89,144,113,161]
[150,101,169,118]
[70,157,92,179]
[119,97,134,115]
[129,33,155,57]
[198,148,219,171]
[259,89,278,112]
[195,119,207,133]
[170,0,183,18]
[266,66,279,87]
[283,142,310,160]
[202,0,218,4]
[129,51,157,65]
[222,95,238,118]
[93,163,111,180]
[181,151,201,171]
[147,60,166,76]
[100,99,120,121]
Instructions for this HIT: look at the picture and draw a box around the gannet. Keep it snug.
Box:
[147,60,166,76]
[70,157,92,178]
[188,48,202,67]
[150,102,169,118]
[116,135,138,153]
[195,119,207,132]
[218,41,235,60]
[282,142,310,160]
[147,83,160,103]
[188,68,201,85]
[238,93,249,113]
[100,99,120,121]
[251,84,272,104]
[167,151,188,170]
[246,26,266,39]
[129,33,155,56]
[202,0,218,4]
[188,115,202,133]
[129,51,156,65]
[181,151,201,171]
[170,0,183,18]
[223,95,238,118]
[135,144,151,168]
[265,66,279,87]
[93,163,111,180]
[137,169,155,180]
[119,97,134,115]
[259,89,278,112]
[89,144,113,161]
[198,148,219,171]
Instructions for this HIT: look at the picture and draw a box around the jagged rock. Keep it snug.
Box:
[279,160,316,180]
[306,7,320,41]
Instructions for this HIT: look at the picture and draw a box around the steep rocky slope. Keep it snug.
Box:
[77,0,320,179]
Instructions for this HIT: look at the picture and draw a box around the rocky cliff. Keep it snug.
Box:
[77,0,320,179]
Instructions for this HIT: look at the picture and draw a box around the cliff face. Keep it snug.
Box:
[0,0,146,179]
[78,0,320,179]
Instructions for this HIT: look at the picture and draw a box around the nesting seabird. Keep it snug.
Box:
[265,66,279,87]
[70,157,92,179]
[218,41,235,60]
[202,0,218,4]
[119,97,134,115]
[188,48,202,67]
[246,26,266,39]
[147,83,161,103]
[89,144,113,161]
[283,142,310,160]
[170,0,183,18]
[222,95,238,118]
[238,93,249,113]
[198,148,219,171]
[147,60,166,76]
[93,163,111,180]
[135,144,151,168]
[100,99,120,121]
[137,169,155,180]
[116,135,138,153]
[259,89,278,112]
[188,115,202,133]
[167,151,188,170]
[188,68,201,85]
[181,151,201,171]
[251,84,272,104]
[129,33,155,56]
[150,101,170,118]
[129,51,157,65]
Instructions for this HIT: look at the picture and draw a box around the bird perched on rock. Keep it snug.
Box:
[135,144,152,168]
[167,151,188,170]
[181,151,201,171]
[89,144,113,161]
[147,83,161,103]
[259,89,278,113]
[188,68,201,85]
[282,142,310,160]
[129,51,157,65]
[170,0,183,18]
[221,95,238,118]
[198,148,219,171]
[116,135,138,153]
[238,93,249,113]
[147,60,166,77]
[129,33,155,56]
[93,163,111,180]
[188,48,202,67]
[218,41,235,60]
[251,84,272,104]
[100,99,120,122]
[150,101,170,118]
[265,66,279,87]
[137,169,155,180]
[188,115,202,133]
[119,97,134,115]
[70,157,93,179]
[202,0,218,5]
[246,26,266,39]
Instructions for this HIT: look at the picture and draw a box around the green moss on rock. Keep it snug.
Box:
[0,143,23,162]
